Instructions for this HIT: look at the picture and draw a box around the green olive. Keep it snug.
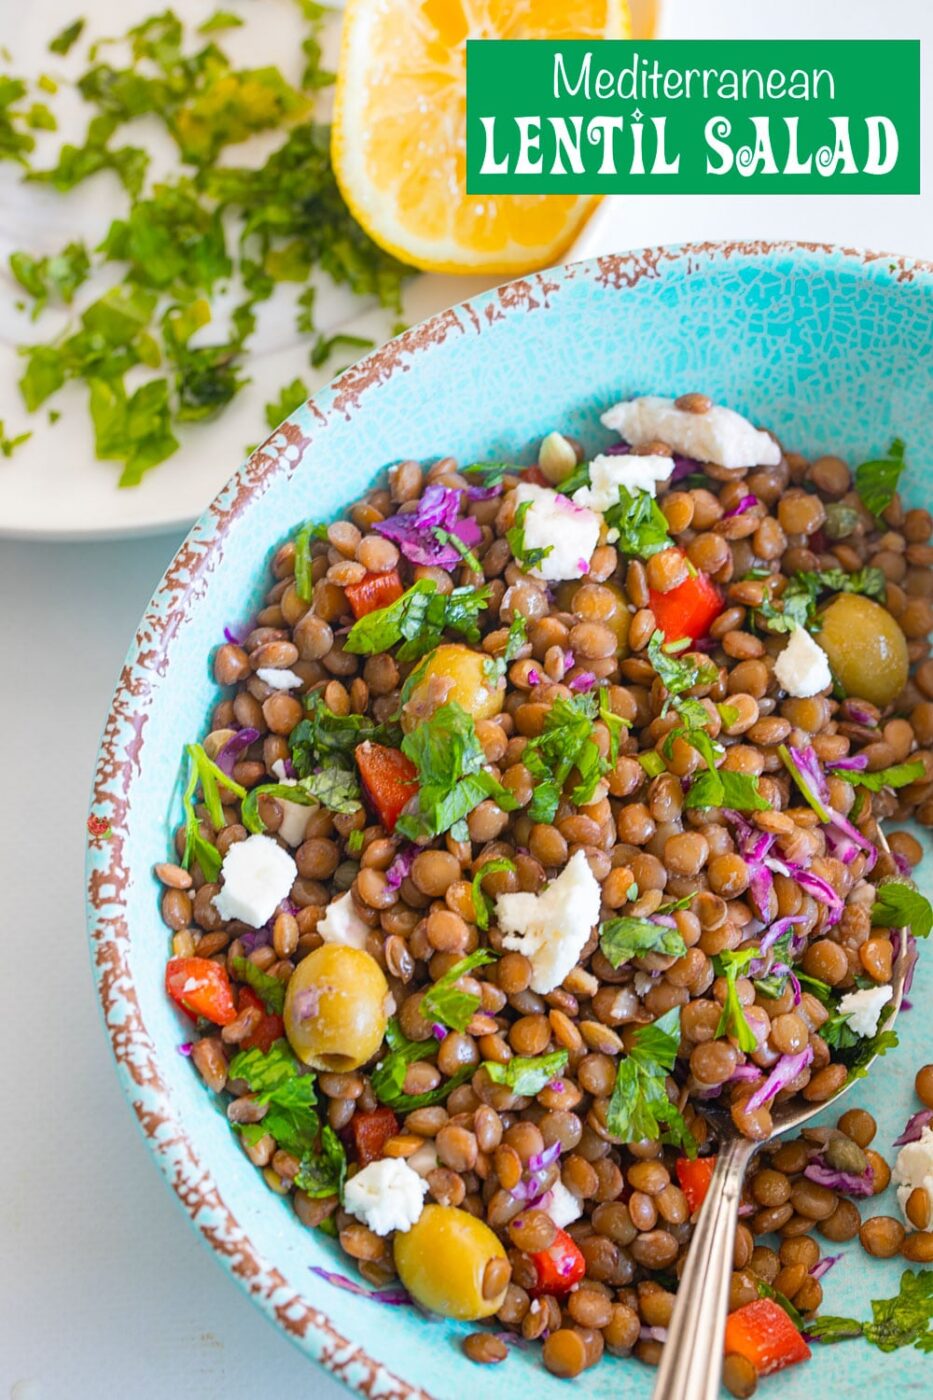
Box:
[284,943,388,1072]
[393,1205,509,1320]
[816,594,909,708]
[402,643,503,733]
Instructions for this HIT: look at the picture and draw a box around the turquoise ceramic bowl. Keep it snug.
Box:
[87,243,933,1399]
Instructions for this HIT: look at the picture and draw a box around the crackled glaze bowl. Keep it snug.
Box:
[87,243,933,1399]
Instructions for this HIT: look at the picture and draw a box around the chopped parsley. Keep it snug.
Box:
[48,19,86,55]
[808,1269,933,1353]
[9,241,90,317]
[507,498,553,571]
[197,10,245,34]
[345,579,491,663]
[757,567,887,635]
[0,421,31,457]
[484,1050,568,1097]
[831,760,925,793]
[599,916,687,967]
[685,767,770,812]
[371,1018,473,1111]
[394,702,516,843]
[419,950,497,1032]
[603,486,674,559]
[264,378,309,431]
[854,438,907,521]
[606,1008,695,1156]
[462,461,519,487]
[240,771,361,833]
[310,331,375,369]
[471,857,517,930]
[289,691,398,778]
[180,741,246,880]
[292,518,328,602]
[871,880,933,939]
[230,957,286,1014]
[821,1000,898,1079]
[523,689,624,823]
[647,631,718,702]
[713,947,759,1053]
[483,614,528,686]
[228,1040,345,1198]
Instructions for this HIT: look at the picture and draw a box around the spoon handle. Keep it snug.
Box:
[653,1135,757,1400]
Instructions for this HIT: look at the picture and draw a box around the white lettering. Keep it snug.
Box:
[478,116,509,176]
[737,116,779,176]
[816,116,857,177]
[864,116,898,175]
[548,116,585,175]
[650,116,680,174]
[553,50,590,99]
[587,116,625,174]
[782,117,813,174]
[705,116,734,174]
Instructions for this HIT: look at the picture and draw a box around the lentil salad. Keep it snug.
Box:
[157,393,933,1388]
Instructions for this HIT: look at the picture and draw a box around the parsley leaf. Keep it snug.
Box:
[230,957,285,1014]
[855,439,907,521]
[755,1280,806,1332]
[419,949,498,1032]
[831,760,924,793]
[289,692,398,778]
[10,241,90,317]
[872,880,933,939]
[462,461,519,487]
[180,741,246,879]
[603,486,674,559]
[264,378,309,431]
[507,498,553,571]
[292,519,328,602]
[395,702,516,843]
[241,771,361,833]
[647,630,718,700]
[821,1000,898,1079]
[294,1124,347,1199]
[685,768,770,812]
[49,19,86,55]
[345,580,490,663]
[228,1041,343,1193]
[471,858,517,931]
[606,1008,695,1155]
[484,1050,568,1097]
[310,331,374,369]
[523,690,613,823]
[756,567,887,634]
[198,11,245,34]
[0,421,31,457]
[809,1269,933,1353]
[599,917,687,967]
[371,1018,474,1111]
[713,948,759,1053]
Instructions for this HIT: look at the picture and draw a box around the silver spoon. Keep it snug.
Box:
[654,842,909,1400]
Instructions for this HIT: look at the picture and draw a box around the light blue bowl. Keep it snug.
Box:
[87,242,933,1399]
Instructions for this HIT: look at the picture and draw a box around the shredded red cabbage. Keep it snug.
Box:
[527,667,542,686]
[431,1023,446,1042]
[563,650,575,669]
[310,1266,412,1306]
[215,726,260,776]
[809,1253,842,1282]
[804,1155,874,1197]
[639,1326,669,1342]
[466,483,503,501]
[239,925,274,953]
[511,1141,562,1204]
[373,485,482,569]
[745,1045,814,1112]
[569,671,597,692]
[792,868,844,926]
[723,494,759,519]
[893,1108,933,1146]
[177,1041,193,1056]
[841,699,878,727]
[729,1064,765,1083]
[829,754,869,773]
[527,1140,562,1174]
[386,844,417,889]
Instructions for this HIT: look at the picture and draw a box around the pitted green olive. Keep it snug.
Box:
[284,943,388,1072]
[393,1205,509,1320]
[816,594,909,708]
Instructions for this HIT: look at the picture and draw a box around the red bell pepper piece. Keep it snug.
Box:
[165,956,237,1026]
[529,1226,586,1297]
[237,985,285,1054]
[724,1298,811,1377]
[344,568,404,619]
[350,1107,400,1166]
[649,564,723,643]
[675,1155,717,1214]
[355,741,418,832]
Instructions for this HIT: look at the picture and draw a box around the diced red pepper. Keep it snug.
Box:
[350,1107,400,1166]
[724,1298,811,1377]
[529,1226,586,1297]
[649,564,723,643]
[676,1155,717,1214]
[344,568,405,619]
[355,741,418,832]
[165,956,237,1026]
[237,985,285,1054]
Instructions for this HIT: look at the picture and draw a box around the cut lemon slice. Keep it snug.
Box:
[332,0,631,274]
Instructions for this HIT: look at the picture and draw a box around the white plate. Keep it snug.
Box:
[0,0,498,539]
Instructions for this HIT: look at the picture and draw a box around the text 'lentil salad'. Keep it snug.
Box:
[155,392,933,1388]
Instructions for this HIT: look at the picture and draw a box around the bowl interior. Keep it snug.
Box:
[88,244,933,1399]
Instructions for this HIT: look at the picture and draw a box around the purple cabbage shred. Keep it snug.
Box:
[569,671,597,692]
[214,726,260,776]
[386,844,417,890]
[745,1045,814,1112]
[177,1041,193,1056]
[804,1155,874,1197]
[310,1266,412,1306]
[809,1253,843,1282]
[431,1023,447,1042]
[894,1108,933,1147]
[723,494,759,519]
[373,485,481,569]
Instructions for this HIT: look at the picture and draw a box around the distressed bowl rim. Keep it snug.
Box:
[85,240,933,1397]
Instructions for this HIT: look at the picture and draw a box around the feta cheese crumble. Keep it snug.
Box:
[343,1157,428,1236]
[601,395,780,470]
[212,833,297,928]
[773,626,833,698]
[256,667,304,691]
[893,1125,933,1231]
[496,849,601,994]
[837,983,893,1039]
[572,451,674,511]
[269,759,312,847]
[512,483,600,582]
[317,890,371,949]
[543,1179,583,1229]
